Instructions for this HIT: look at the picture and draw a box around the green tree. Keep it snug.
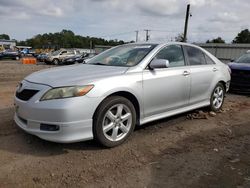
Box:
[0,34,10,40]
[233,29,250,43]
[206,37,225,43]
[16,30,125,49]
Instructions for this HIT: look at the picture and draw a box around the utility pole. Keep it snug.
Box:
[135,30,139,42]
[90,40,93,49]
[183,4,190,42]
[144,29,150,41]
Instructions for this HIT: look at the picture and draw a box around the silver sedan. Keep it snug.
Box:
[14,42,231,147]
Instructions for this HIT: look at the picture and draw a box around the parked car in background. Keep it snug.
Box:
[60,53,96,65]
[0,49,20,60]
[83,53,96,61]
[228,51,250,94]
[20,48,35,56]
[36,53,48,62]
[45,49,80,65]
[14,42,230,147]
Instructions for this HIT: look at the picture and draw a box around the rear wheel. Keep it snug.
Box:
[210,83,225,112]
[93,96,136,147]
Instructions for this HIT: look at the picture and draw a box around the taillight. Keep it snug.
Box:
[227,65,231,74]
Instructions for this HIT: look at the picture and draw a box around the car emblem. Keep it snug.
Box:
[17,83,23,93]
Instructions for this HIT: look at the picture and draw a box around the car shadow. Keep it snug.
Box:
[0,107,104,157]
[0,106,208,157]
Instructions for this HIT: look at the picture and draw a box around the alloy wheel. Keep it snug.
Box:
[102,104,132,142]
[212,86,224,109]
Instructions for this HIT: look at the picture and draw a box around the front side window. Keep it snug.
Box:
[236,53,250,64]
[154,45,185,67]
[87,44,157,67]
[185,46,206,66]
[51,50,61,56]
[60,51,67,55]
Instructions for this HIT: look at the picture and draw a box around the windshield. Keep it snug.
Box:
[87,44,157,67]
[236,53,250,64]
[51,50,61,56]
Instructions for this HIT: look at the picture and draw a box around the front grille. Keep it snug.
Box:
[231,69,250,81]
[16,89,39,101]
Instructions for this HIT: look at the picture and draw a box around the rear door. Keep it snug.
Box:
[183,46,218,104]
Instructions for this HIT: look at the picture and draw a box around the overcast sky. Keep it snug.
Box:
[0,0,249,43]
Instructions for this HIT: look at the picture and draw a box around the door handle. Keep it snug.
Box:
[212,67,218,72]
[183,71,190,76]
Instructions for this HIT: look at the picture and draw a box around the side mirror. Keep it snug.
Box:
[149,59,169,69]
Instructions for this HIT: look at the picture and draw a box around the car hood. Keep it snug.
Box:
[25,64,129,87]
[228,62,250,71]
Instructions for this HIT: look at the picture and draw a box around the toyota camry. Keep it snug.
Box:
[14,42,231,147]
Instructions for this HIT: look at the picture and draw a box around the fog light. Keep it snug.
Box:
[40,124,60,131]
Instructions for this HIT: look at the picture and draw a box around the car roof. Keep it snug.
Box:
[125,41,199,48]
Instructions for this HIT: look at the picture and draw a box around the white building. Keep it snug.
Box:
[0,39,16,50]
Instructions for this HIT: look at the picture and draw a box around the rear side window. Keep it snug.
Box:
[185,46,206,66]
[154,45,185,67]
[204,54,215,64]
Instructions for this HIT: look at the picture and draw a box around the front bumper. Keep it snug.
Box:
[14,80,103,143]
[230,69,250,94]
[14,113,93,143]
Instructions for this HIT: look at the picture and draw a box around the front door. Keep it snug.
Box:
[143,45,191,118]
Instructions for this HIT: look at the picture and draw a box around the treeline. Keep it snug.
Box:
[16,30,125,49]
[1,28,250,48]
[206,29,250,44]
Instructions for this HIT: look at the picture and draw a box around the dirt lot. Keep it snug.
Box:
[0,60,250,188]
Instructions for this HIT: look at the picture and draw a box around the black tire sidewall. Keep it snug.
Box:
[210,83,225,112]
[93,96,136,147]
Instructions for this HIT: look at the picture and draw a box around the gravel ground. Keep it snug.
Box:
[0,60,250,188]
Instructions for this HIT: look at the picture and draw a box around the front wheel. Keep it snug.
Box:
[52,58,59,65]
[93,96,136,147]
[210,83,225,112]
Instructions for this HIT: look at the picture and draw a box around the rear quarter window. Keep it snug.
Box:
[185,46,206,66]
[204,53,215,65]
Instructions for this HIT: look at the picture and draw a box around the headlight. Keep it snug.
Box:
[40,85,94,101]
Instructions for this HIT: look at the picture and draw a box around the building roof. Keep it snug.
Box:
[0,39,16,43]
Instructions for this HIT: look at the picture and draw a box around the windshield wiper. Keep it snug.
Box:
[90,62,107,66]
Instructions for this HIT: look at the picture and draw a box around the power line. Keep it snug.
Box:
[98,31,135,38]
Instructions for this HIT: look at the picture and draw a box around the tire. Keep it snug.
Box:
[15,56,20,60]
[52,59,59,65]
[210,83,225,112]
[93,96,136,147]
